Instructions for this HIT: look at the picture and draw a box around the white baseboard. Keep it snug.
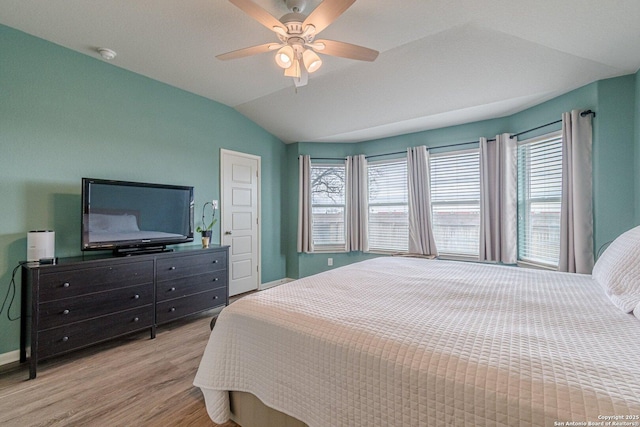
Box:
[260,277,295,290]
[0,350,20,367]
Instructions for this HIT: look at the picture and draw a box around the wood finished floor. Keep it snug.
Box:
[0,312,238,427]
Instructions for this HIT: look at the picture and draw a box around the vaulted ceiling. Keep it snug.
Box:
[1,0,639,143]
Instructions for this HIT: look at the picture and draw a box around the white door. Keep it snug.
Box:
[221,149,260,296]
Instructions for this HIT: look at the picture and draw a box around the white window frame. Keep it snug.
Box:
[516,130,563,269]
[429,148,481,260]
[310,162,348,253]
[367,157,409,254]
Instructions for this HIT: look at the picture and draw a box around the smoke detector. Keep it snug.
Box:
[97,48,117,60]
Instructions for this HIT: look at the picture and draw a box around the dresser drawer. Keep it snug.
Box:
[156,270,227,302]
[38,284,153,330]
[39,261,154,302]
[156,250,226,281]
[156,288,226,324]
[38,306,153,359]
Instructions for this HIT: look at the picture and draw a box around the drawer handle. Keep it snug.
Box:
[62,309,70,315]
[170,287,176,292]
[213,278,219,282]
[63,282,70,288]
[133,294,140,299]
[212,260,218,264]
[169,266,176,270]
[62,336,69,342]
[170,307,176,312]
[133,317,140,322]
[213,295,218,300]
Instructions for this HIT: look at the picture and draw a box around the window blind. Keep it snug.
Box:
[367,159,408,252]
[311,164,346,249]
[517,132,563,267]
[430,150,480,257]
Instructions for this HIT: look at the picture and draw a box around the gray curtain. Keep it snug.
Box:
[297,155,313,253]
[407,146,438,256]
[346,155,368,252]
[479,133,518,263]
[559,110,594,273]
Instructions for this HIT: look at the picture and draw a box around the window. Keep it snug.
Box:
[430,149,480,257]
[311,164,347,250]
[367,159,408,252]
[517,131,563,267]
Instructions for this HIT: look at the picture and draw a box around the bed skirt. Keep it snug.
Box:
[228,391,307,427]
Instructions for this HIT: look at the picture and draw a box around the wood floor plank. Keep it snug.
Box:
[0,312,237,427]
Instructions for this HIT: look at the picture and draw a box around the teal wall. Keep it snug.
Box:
[288,76,639,279]
[0,24,286,355]
[592,75,637,249]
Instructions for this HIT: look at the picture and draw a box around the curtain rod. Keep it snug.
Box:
[310,141,480,161]
[309,110,596,161]
[510,109,596,139]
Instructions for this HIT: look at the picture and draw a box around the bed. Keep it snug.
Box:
[194,226,640,426]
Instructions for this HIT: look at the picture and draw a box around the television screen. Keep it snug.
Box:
[82,178,194,254]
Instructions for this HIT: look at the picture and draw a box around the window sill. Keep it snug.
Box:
[367,250,408,256]
[517,260,558,271]
[311,246,347,254]
[437,254,480,263]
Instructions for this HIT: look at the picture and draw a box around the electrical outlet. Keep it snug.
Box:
[328,257,333,266]
[212,200,218,209]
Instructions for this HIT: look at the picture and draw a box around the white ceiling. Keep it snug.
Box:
[1,0,639,143]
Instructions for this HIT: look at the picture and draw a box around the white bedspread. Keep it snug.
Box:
[194,258,640,426]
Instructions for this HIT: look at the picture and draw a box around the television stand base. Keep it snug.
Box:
[113,246,173,257]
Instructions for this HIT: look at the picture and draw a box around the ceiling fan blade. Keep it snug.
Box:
[302,0,356,35]
[228,0,286,32]
[216,43,280,60]
[313,39,378,61]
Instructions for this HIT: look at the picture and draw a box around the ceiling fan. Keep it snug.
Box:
[217,0,379,87]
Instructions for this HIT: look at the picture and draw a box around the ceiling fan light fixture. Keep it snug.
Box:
[302,49,322,73]
[220,0,379,88]
[275,45,294,69]
[284,58,301,78]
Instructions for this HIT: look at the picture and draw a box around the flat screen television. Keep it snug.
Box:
[81,178,194,255]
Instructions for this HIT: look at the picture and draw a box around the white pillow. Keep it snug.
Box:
[633,301,640,320]
[592,225,640,312]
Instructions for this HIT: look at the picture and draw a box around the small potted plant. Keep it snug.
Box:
[196,201,217,248]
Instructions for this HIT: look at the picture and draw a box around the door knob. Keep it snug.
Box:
[225,231,232,235]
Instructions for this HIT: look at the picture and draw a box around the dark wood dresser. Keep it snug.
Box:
[21,245,228,379]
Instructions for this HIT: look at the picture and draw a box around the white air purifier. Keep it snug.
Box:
[27,230,55,262]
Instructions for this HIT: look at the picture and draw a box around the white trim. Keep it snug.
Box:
[260,278,295,290]
[517,260,558,271]
[312,245,347,253]
[220,149,262,294]
[368,249,407,256]
[0,350,20,367]
[437,253,480,262]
